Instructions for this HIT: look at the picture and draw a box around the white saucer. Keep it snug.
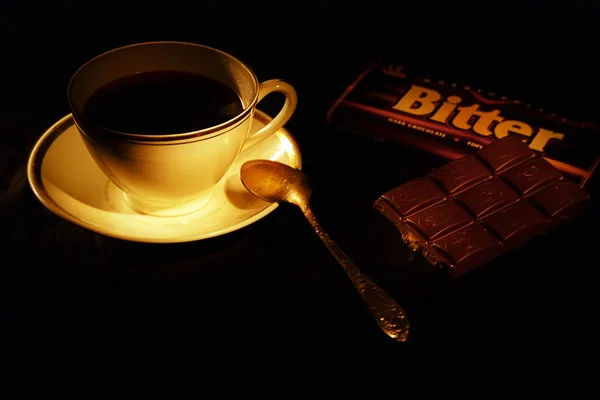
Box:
[27,110,302,243]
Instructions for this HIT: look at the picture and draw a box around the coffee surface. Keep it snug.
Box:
[83,71,244,135]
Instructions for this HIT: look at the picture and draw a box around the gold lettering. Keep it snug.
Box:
[430,95,461,123]
[473,109,503,137]
[452,105,503,136]
[467,141,484,149]
[529,128,565,152]
[452,104,479,130]
[494,120,533,139]
[391,85,568,150]
[392,85,441,116]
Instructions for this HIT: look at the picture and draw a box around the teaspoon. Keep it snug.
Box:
[240,159,410,342]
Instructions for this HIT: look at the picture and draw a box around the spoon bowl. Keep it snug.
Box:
[240,160,312,208]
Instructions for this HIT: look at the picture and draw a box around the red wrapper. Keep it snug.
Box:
[327,59,600,187]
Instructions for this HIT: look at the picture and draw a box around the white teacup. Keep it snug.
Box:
[68,41,297,217]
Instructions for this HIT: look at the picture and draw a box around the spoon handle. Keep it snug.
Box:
[302,207,410,342]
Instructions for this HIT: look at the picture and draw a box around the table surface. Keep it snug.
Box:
[2,3,600,397]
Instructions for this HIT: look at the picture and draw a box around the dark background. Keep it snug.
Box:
[1,1,600,398]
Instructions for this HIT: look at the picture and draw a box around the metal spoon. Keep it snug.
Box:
[240,159,410,342]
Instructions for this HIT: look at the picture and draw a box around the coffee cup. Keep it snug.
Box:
[68,41,297,217]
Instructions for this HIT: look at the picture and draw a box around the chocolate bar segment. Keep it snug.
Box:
[481,201,548,248]
[431,222,501,276]
[501,157,562,195]
[374,136,592,278]
[478,137,535,173]
[404,199,472,241]
[380,177,446,217]
[429,156,491,194]
[455,177,520,218]
[528,179,592,220]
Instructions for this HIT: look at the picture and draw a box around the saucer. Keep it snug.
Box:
[27,110,302,243]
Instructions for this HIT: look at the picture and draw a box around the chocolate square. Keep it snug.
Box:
[528,178,591,219]
[454,177,520,218]
[477,135,535,172]
[381,177,446,217]
[501,157,562,195]
[481,200,548,248]
[429,156,492,194]
[403,199,472,241]
[432,222,501,276]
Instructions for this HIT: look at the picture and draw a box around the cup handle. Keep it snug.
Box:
[240,79,298,152]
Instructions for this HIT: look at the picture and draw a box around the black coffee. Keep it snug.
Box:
[83,71,244,135]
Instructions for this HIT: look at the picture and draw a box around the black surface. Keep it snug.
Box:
[2,1,600,398]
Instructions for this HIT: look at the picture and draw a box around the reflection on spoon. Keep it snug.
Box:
[240,159,410,342]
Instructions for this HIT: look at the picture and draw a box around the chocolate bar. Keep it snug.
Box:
[327,59,600,185]
[373,136,592,278]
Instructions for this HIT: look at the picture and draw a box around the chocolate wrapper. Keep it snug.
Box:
[327,58,600,186]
